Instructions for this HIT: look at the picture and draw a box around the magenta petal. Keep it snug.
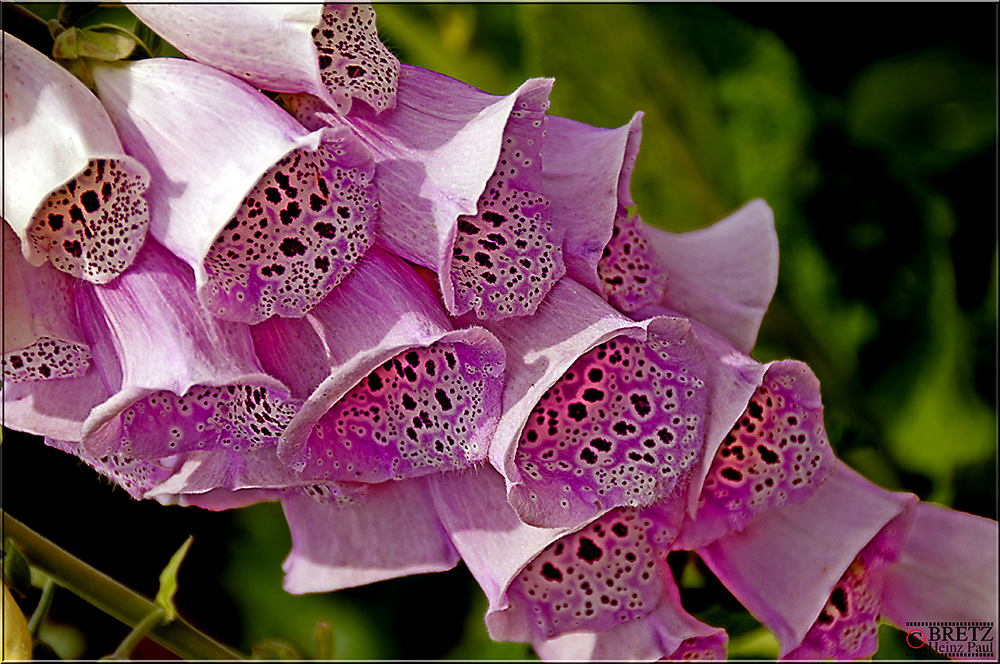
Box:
[128,4,399,115]
[281,476,459,593]
[698,462,917,656]
[77,240,294,458]
[643,199,779,354]
[881,502,998,655]
[287,66,564,319]
[3,222,90,383]
[253,247,504,483]
[2,33,150,283]
[93,57,377,323]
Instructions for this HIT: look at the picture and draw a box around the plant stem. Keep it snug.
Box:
[2,511,246,660]
[27,575,57,637]
[104,607,166,661]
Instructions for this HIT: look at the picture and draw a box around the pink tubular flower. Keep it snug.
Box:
[91,57,377,324]
[284,65,565,321]
[1,32,150,283]
[75,239,299,460]
[467,277,708,529]
[431,466,726,660]
[127,3,400,116]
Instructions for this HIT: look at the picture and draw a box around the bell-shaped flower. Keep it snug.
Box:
[127,3,399,116]
[466,277,710,529]
[284,65,565,320]
[75,239,300,462]
[696,461,919,659]
[91,57,377,324]
[880,501,998,659]
[249,245,505,485]
[431,466,727,660]
[1,32,150,283]
[3,221,91,384]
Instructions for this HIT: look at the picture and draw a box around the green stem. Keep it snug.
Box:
[104,607,166,661]
[27,576,57,637]
[2,512,246,660]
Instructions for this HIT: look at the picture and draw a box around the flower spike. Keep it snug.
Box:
[127,3,400,116]
[92,57,377,324]
[1,32,150,283]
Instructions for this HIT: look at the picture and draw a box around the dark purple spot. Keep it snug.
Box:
[830,587,848,614]
[310,194,325,211]
[63,240,82,257]
[458,219,480,235]
[720,467,742,482]
[541,562,563,582]
[611,523,628,537]
[367,373,383,391]
[280,202,301,225]
[69,205,84,224]
[757,445,780,464]
[265,187,281,204]
[747,399,764,420]
[318,54,332,68]
[577,538,603,563]
[434,388,452,411]
[588,368,603,382]
[47,214,64,230]
[482,211,506,227]
[580,448,597,464]
[401,394,417,410]
[590,438,611,452]
[582,388,604,403]
[279,238,307,257]
[474,252,493,268]
[101,182,112,200]
[405,351,419,366]
[630,394,651,417]
[314,221,337,238]
[315,256,330,271]
[567,403,587,421]
[346,65,365,78]
[80,190,100,212]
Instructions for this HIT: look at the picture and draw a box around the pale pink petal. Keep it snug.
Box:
[2,33,149,282]
[641,199,779,354]
[881,502,998,658]
[281,476,459,593]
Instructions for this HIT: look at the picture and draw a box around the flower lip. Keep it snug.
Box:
[2,32,150,283]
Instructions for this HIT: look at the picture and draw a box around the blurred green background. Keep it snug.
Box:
[3,3,996,660]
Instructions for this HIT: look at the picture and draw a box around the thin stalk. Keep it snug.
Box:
[2,511,246,660]
[27,576,57,637]
[103,607,166,661]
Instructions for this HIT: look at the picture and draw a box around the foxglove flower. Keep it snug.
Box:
[467,277,708,528]
[127,3,399,116]
[1,32,150,283]
[285,65,565,320]
[91,57,377,324]
[696,462,919,659]
[2,221,91,384]
[74,239,299,461]
[247,246,505,484]
[431,466,727,660]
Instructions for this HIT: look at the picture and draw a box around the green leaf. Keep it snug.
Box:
[3,539,32,599]
[250,640,300,660]
[154,536,193,623]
